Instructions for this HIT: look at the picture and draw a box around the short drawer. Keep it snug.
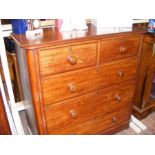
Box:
[45,83,134,133]
[41,57,138,105]
[38,42,97,76]
[47,105,131,134]
[100,35,141,63]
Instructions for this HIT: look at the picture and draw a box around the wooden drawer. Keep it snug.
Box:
[47,105,131,134]
[45,83,134,133]
[41,57,138,105]
[100,35,141,63]
[38,42,97,76]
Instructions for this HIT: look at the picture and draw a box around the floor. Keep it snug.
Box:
[116,112,155,135]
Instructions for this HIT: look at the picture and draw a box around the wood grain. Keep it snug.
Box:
[133,34,155,119]
[11,24,146,50]
[100,35,141,63]
[48,105,131,134]
[0,94,11,135]
[45,82,134,132]
[38,42,97,76]
[26,50,47,134]
[41,57,138,105]
[11,27,144,134]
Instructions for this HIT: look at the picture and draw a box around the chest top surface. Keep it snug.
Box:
[11,24,146,50]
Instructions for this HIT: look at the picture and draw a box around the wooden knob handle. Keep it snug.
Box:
[112,116,117,123]
[114,95,121,102]
[68,47,72,52]
[68,83,76,93]
[117,71,124,77]
[67,55,77,65]
[120,46,127,53]
[69,109,77,119]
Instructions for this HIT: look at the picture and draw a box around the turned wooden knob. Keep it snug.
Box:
[68,47,72,52]
[67,55,77,65]
[117,71,124,77]
[120,46,127,53]
[114,95,121,102]
[68,83,76,93]
[69,109,77,119]
[112,116,117,123]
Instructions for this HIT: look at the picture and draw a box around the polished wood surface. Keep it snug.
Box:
[42,57,138,105]
[100,35,141,62]
[45,82,134,133]
[133,34,155,119]
[48,105,131,134]
[38,41,97,76]
[0,52,23,102]
[26,50,47,134]
[11,26,144,134]
[11,24,145,50]
[7,52,23,101]
[0,94,11,135]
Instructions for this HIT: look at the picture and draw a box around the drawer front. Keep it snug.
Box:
[48,105,131,134]
[38,42,97,76]
[45,83,134,132]
[41,57,138,105]
[100,36,141,63]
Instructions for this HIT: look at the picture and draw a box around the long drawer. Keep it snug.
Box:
[100,35,141,63]
[41,57,138,105]
[38,42,97,76]
[47,104,131,134]
[45,82,134,133]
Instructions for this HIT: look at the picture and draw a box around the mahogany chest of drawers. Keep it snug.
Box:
[11,27,144,134]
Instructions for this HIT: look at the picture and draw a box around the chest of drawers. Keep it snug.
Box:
[11,27,144,134]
